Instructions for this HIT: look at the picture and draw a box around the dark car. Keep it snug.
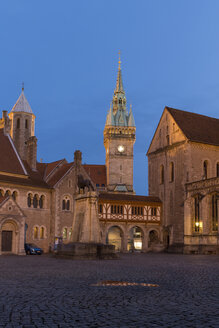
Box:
[25,243,43,255]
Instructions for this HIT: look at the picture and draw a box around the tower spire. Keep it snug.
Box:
[115,51,124,94]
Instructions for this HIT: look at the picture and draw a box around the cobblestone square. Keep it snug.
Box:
[0,254,219,327]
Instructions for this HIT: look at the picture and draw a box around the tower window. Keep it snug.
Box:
[25,119,28,129]
[17,118,20,129]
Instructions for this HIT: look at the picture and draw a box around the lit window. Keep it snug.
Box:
[34,226,39,239]
[170,162,174,182]
[63,228,67,240]
[40,227,45,239]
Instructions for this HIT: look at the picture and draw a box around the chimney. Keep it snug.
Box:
[26,136,37,171]
[74,150,82,167]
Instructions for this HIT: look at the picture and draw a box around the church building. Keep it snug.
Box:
[147,106,219,254]
[0,59,162,255]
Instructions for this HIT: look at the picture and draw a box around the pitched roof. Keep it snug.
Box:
[83,165,106,186]
[99,192,161,203]
[46,162,73,187]
[0,129,27,176]
[167,107,219,146]
[37,159,67,180]
[11,90,33,114]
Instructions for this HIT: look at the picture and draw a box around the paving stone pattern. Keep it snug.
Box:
[0,254,219,328]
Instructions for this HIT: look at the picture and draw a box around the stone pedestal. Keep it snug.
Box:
[56,190,118,259]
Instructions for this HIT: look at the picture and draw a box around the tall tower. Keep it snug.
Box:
[104,55,136,193]
[8,86,35,160]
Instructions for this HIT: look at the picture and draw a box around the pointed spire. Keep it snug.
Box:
[128,104,135,127]
[11,87,33,114]
[105,104,115,126]
[115,51,124,94]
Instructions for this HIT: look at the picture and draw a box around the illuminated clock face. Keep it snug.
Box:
[118,145,125,153]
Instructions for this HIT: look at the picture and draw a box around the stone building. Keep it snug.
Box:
[147,106,219,253]
[0,60,163,255]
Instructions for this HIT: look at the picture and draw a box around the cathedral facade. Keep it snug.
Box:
[0,61,162,255]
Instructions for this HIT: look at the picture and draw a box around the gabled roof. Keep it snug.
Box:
[11,90,33,114]
[37,159,67,181]
[0,129,27,176]
[46,162,73,187]
[167,107,219,146]
[83,164,106,186]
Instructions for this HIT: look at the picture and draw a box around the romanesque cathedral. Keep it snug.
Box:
[0,60,219,255]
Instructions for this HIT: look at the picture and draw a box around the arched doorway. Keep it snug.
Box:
[107,226,123,251]
[1,220,18,254]
[148,230,159,248]
[128,226,143,252]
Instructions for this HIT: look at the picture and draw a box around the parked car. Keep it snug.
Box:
[25,243,43,255]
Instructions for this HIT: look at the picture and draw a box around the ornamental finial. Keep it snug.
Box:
[22,82,24,92]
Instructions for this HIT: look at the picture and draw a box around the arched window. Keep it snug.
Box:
[25,119,28,129]
[160,165,164,184]
[40,227,45,239]
[170,162,174,182]
[39,195,44,209]
[27,193,32,207]
[212,194,218,232]
[63,228,67,240]
[68,180,72,188]
[203,161,208,179]
[34,226,39,239]
[33,194,38,208]
[12,191,17,201]
[17,118,20,129]
[62,196,70,211]
[0,189,3,196]
[216,163,219,178]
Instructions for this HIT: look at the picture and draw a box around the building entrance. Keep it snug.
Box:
[2,230,13,252]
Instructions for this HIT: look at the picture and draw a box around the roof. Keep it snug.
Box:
[99,192,161,203]
[83,165,106,186]
[37,159,67,180]
[167,107,219,146]
[0,129,27,176]
[11,90,33,114]
[46,162,73,187]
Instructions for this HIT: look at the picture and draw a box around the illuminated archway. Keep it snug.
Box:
[107,226,123,251]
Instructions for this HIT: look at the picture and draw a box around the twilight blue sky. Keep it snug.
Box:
[1,0,219,195]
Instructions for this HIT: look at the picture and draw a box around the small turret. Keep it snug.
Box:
[8,86,35,160]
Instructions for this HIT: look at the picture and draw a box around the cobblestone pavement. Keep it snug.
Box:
[0,254,219,328]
